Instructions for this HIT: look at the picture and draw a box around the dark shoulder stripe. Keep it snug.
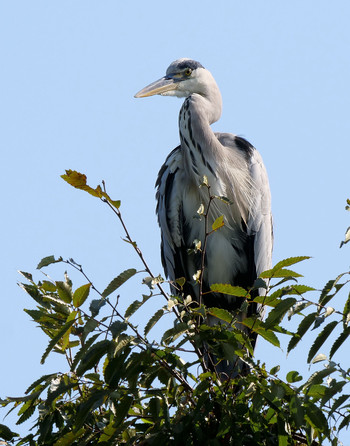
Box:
[234,136,255,157]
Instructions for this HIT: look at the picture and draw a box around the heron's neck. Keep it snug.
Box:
[179,88,222,180]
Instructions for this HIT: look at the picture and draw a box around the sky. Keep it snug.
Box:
[1,0,350,441]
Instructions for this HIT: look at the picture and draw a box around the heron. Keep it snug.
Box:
[135,58,273,377]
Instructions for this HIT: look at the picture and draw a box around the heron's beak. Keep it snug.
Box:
[134,77,178,98]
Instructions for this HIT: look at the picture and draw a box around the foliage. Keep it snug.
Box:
[1,172,350,445]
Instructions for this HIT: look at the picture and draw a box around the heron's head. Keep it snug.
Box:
[134,58,218,99]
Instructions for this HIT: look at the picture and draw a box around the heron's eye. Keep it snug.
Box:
[184,68,192,76]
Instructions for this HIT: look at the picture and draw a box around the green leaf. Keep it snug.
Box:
[102,268,137,298]
[329,327,350,359]
[74,389,108,431]
[41,319,76,364]
[37,255,63,269]
[0,423,19,441]
[271,256,311,270]
[53,428,85,446]
[264,298,297,329]
[210,283,249,297]
[25,374,58,395]
[17,401,36,425]
[212,215,224,231]
[287,312,317,354]
[76,340,111,376]
[257,328,280,347]
[260,268,302,279]
[329,394,350,417]
[56,280,72,304]
[161,322,189,344]
[109,321,128,338]
[290,395,304,428]
[286,371,303,383]
[18,270,33,281]
[90,298,106,317]
[307,321,338,363]
[319,274,347,307]
[73,283,91,308]
[343,291,350,319]
[71,333,101,371]
[304,401,329,434]
[339,414,350,431]
[144,309,164,336]
[124,294,151,319]
[208,307,233,324]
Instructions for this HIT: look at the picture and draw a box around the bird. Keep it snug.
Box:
[135,58,273,377]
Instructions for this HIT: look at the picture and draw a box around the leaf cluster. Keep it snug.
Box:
[1,175,350,445]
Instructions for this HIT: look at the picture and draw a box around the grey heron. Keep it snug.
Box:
[135,59,273,376]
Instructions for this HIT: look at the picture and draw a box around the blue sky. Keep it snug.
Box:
[1,1,350,441]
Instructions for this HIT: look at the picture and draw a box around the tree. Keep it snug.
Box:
[1,171,350,445]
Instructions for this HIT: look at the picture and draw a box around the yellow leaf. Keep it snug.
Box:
[212,215,224,231]
[61,170,100,197]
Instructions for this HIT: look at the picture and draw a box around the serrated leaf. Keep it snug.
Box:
[343,291,350,319]
[102,268,137,298]
[339,414,350,431]
[257,328,280,347]
[56,280,72,304]
[340,226,350,248]
[18,271,33,281]
[212,215,224,231]
[16,402,36,425]
[109,321,128,338]
[304,402,329,434]
[144,309,164,336]
[210,283,249,297]
[264,298,296,329]
[90,298,106,317]
[124,294,151,319]
[73,283,91,308]
[76,340,111,376]
[312,316,325,330]
[71,333,100,371]
[312,353,327,364]
[41,319,75,364]
[113,395,134,428]
[162,322,189,344]
[307,320,338,363]
[74,389,108,431]
[260,268,302,279]
[25,374,58,395]
[329,394,350,417]
[53,428,85,446]
[37,255,63,270]
[271,256,311,271]
[0,423,19,441]
[208,307,233,324]
[287,312,317,354]
[329,327,350,359]
[290,395,304,428]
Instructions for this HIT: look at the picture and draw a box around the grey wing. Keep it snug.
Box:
[247,147,273,278]
[155,146,187,286]
[215,132,273,282]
